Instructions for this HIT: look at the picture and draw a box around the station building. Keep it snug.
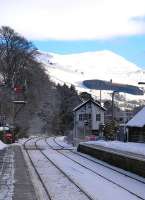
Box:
[73,98,106,144]
[126,107,145,143]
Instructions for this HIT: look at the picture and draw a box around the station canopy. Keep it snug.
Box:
[83,79,144,95]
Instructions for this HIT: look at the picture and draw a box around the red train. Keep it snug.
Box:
[3,130,15,144]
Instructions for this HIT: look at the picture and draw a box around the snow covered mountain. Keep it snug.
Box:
[38,50,145,103]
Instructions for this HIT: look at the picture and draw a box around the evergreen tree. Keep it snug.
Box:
[104,120,118,140]
[56,84,80,135]
[79,92,92,102]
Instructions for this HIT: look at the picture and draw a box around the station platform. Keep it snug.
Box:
[0,145,37,200]
[13,145,37,200]
[77,142,145,178]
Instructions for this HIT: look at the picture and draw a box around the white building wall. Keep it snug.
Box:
[75,102,104,131]
[91,103,104,130]
[76,105,91,122]
[73,100,105,145]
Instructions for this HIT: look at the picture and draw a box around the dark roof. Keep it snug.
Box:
[73,98,106,112]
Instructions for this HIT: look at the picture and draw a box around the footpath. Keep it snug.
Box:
[0,145,37,200]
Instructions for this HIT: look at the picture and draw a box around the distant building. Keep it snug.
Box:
[73,98,106,144]
[126,107,145,143]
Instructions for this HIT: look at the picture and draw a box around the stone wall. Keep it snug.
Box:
[77,143,145,178]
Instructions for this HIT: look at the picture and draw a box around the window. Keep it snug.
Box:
[79,113,91,121]
[79,114,83,121]
[96,114,101,121]
[83,114,88,121]
[88,114,91,119]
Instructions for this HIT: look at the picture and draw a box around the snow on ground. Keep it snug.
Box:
[17,138,29,145]
[60,150,145,197]
[17,135,41,145]
[29,149,89,200]
[40,137,145,200]
[39,50,145,102]
[0,147,15,200]
[18,136,145,200]
[43,148,144,200]
[84,140,145,156]
[53,136,73,149]
[0,140,7,150]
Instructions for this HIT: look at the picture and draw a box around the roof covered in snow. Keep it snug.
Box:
[73,98,106,112]
[126,107,145,127]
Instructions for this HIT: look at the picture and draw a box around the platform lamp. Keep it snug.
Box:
[112,90,118,121]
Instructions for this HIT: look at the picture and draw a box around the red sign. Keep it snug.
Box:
[14,85,23,93]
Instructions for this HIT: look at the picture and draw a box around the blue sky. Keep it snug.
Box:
[1,0,145,69]
[34,35,145,69]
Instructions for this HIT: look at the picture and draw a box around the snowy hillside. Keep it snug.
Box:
[38,50,145,103]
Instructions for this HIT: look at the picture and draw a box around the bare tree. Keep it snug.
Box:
[0,26,39,87]
[0,26,52,136]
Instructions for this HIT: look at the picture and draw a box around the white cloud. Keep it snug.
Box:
[0,0,145,40]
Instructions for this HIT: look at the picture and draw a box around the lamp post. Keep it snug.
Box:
[112,91,117,121]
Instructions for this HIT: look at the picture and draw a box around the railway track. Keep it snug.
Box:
[53,137,145,184]
[45,136,145,200]
[24,137,93,200]
[23,137,52,200]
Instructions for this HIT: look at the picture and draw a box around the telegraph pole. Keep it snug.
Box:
[112,91,117,121]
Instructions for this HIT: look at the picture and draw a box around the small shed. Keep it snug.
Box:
[126,107,145,142]
[73,98,106,143]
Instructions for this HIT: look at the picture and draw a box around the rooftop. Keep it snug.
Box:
[126,107,145,127]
